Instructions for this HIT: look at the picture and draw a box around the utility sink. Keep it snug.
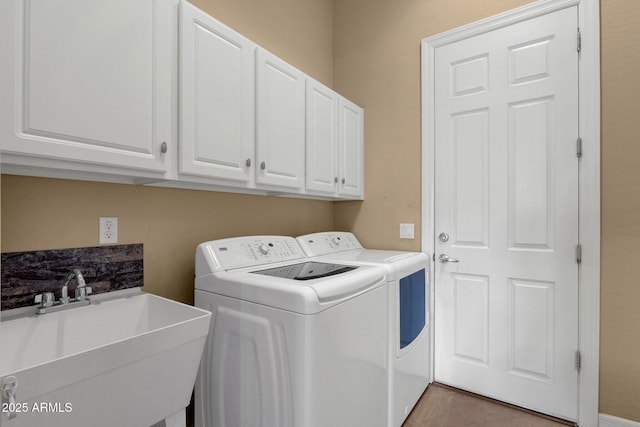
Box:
[0,290,211,427]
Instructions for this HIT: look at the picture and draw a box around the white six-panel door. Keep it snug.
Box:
[434,6,579,420]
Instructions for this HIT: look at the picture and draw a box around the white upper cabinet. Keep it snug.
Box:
[0,0,173,179]
[305,79,339,195]
[338,98,365,199]
[255,48,306,191]
[305,79,364,199]
[179,2,256,185]
[0,0,364,199]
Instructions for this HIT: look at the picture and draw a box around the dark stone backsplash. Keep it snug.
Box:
[1,244,143,311]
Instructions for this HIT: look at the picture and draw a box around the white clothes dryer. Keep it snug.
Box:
[296,232,430,427]
[194,236,389,427]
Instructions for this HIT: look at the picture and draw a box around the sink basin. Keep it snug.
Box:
[0,290,211,427]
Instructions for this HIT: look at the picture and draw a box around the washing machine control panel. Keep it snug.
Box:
[207,236,305,270]
[297,232,363,256]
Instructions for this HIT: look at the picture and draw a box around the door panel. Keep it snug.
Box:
[434,6,579,420]
[451,109,489,247]
[451,273,489,366]
[508,279,555,381]
[509,97,555,250]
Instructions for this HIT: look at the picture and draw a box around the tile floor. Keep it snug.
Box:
[403,383,576,427]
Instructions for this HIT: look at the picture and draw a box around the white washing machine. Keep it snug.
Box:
[194,236,389,427]
[296,232,430,427]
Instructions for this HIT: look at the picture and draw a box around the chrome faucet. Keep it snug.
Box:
[34,268,92,314]
[61,268,85,304]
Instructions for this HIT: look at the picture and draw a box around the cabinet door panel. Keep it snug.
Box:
[0,0,172,175]
[255,48,305,190]
[338,98,364,198]
[180,2,255,183]
[306,80,338,195]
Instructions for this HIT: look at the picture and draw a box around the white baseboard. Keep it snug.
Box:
[600,414,640,427]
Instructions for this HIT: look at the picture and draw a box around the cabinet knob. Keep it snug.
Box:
[261,161,266,170]
[342,178,346,184]
[246,158,252,167]
[160,141,168,154]
[334,177,338,183]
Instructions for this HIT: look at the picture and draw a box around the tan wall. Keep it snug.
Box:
[192,0,333,87]
[600,0,640,421]
[1,176,333,304]
[332,0,531,250]
[0,0,335,305]
[333,0,640,421]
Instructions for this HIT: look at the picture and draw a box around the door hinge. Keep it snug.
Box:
[577,28,582,53]
[576,244,582,264]
[577,137,582,158]
[575,350,582,372]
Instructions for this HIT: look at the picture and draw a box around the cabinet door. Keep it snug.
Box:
[338,98,365,198]
[306,79,338,195]
[0,0,172,177]
[255,48,305,190]
[179,2,255,184]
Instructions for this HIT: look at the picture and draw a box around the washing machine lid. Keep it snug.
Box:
[251,261,357,281]
[197,262,385,314]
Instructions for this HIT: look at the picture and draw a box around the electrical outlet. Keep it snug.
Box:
[99,217,118,244]
[399,223,415,239]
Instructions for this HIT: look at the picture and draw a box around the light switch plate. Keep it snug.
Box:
[399,223,415,239]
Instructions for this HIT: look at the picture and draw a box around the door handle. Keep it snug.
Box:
[439,254,459,263]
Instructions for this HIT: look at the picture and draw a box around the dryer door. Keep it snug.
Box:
[399,269,426,349]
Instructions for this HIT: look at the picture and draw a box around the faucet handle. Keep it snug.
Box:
[75,286,93,301]
[35,292,55,308]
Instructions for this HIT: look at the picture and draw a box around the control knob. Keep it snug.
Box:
[258,244,270,255]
